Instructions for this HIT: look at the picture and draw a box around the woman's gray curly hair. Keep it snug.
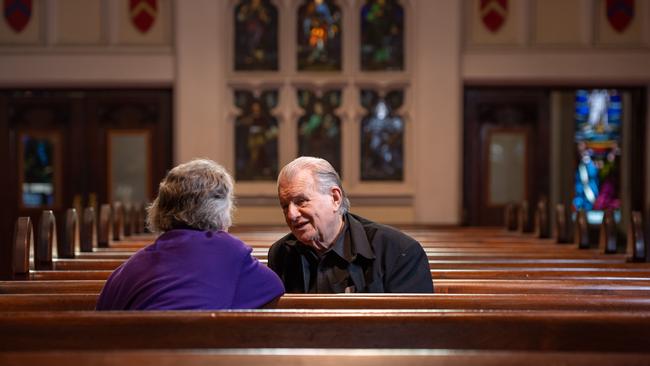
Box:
[146,159,234,233]
[277,156,350,214]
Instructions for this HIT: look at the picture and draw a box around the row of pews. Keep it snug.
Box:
[1,201,650,365]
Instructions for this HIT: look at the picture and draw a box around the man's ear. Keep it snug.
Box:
[330,186,343,211]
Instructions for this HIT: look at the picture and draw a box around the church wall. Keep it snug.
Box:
[0,0,648,225]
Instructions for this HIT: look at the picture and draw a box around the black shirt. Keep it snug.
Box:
[268,213,433,293]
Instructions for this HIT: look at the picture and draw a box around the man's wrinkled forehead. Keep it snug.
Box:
[279,171,317,195]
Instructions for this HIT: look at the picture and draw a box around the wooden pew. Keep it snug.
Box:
[5,214,650,360]
[2,349,649,366]
[533,199,550,239]
[554,203,571,244]
[599,209,618,254]
[504,203,517,231]
[574,210,590,249]
[4,293,650,312]
[79,207,95,253]
[517,200,532,233]
[627,211,646,262]
[2,310,650,352]
[11,217,32,280]
[4,279,650,296]
[57,208,78,258]
[9,214,650,280]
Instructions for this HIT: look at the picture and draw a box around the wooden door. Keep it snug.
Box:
[463,88,550,226]
[0,90,172,279]
[85,90,172,206]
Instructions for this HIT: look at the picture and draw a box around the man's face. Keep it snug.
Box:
[278,169,343,251]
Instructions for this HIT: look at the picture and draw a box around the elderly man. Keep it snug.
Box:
[268,156,433,293]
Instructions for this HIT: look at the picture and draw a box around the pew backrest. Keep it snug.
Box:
[2,310,650,352]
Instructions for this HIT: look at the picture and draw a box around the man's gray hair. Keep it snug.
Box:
[278,156,350,214]
[147,159,234,233]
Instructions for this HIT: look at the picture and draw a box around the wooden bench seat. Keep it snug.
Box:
[3,293,650,312]
[17,267,650,281]
[0,280,105,293]
[44,258,650,271]
[2,310,650,352]
[429,268,650,279]
[4,279,650,295]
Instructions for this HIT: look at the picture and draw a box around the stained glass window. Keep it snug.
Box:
[360,0,404,71]
[360,89,404,181]
[21,133,59,208]
[573,89,622,224]
[234,90,279,180]
[297,0,342,71]
[234,0,279,71]
[297,89,342,173]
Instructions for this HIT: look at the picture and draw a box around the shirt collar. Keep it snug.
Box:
[346,213,376,260]
[289,213,376,262]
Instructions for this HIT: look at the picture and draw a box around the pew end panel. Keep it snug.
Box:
[12,217,32,280]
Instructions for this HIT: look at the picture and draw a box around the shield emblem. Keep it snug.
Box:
[3,0,31,33]
[606,0,634,33]
[130,0,157,33]
[480,0,507,33]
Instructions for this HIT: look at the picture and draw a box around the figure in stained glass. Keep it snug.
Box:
[360,0,404,71]
[297,0,342,71]
[235,0,278,71]
[297,89,342,173]
[234,90,279,180]
[573,89,622,220]
[360,90,404,180]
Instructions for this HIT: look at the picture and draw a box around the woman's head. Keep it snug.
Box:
[147,159,235,233]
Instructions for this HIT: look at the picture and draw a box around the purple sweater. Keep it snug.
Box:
[96,229,284,310]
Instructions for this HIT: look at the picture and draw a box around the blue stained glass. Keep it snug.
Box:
[573,89,622,222]
[360,89,404,181]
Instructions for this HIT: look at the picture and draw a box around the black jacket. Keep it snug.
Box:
[267,213,433,293]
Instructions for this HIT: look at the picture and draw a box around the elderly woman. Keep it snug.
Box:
[96,159,284,310]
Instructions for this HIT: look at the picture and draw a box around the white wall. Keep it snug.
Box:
[413,0,462,224]
[174,0,227,164]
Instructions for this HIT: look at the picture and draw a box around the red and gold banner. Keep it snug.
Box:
[130,0,157,33]
[606,0,634,33]
[480,0,507,33]
[4,0,31,33]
